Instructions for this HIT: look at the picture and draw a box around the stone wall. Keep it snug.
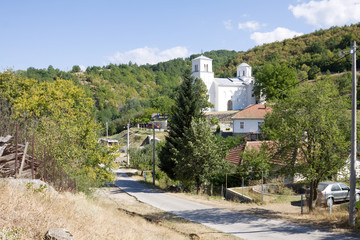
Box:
[225,187,253,203]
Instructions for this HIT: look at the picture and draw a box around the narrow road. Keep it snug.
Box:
[114,169,359,240]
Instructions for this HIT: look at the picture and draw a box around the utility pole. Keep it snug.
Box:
[106,122,108,139]
[127,120,130,166]
[349,41,357,227]
[152,123,155,185]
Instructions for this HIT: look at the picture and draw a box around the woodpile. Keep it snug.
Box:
[0,135,40,178]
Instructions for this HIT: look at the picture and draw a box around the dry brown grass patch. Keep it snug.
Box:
[0,179,189,240]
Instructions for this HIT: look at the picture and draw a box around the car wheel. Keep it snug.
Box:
[356,194,360,202]
[326,197,334,207]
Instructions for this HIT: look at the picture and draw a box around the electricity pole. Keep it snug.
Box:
[349,41,357,227]
[152,123,155,185]
[127,121,130,166]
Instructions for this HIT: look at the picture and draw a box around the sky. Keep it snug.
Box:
[1,0,360,71]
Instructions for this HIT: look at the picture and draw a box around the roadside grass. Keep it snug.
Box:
[0,179,191,240]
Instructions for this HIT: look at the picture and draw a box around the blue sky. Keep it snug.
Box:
[1,0,360,71]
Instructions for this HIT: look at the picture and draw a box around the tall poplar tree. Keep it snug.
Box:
[159,69,211,179]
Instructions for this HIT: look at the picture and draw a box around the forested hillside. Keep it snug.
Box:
[13,23,360,135]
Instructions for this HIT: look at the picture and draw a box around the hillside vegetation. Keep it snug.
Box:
[12,23,360,136]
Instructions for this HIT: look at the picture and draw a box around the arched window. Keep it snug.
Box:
[227,100,233,110]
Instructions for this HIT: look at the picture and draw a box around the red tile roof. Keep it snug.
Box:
[225,140,286,166]
[225,144,245,165]
[232,104,272,120]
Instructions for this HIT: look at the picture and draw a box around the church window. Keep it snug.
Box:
[227,100,232,110]
[240,122,244,129]
[243,70,245,76]
[204,64,208,72]
[195,64,199,72]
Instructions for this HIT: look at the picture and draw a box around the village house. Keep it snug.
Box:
[191,55,257,112]
[225,140,304,183]
[232,104,271,139]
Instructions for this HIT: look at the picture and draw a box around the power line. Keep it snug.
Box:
[269,48,359,99]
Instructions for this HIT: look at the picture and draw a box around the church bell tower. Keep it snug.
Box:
[191,55,214,91]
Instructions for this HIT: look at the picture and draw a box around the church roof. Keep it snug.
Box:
[192,55,212,61]
[239,63,250,67]
[232,104,272,119]
[214,77,253,86]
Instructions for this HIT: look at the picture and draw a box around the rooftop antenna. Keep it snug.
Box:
[201,49,203,55]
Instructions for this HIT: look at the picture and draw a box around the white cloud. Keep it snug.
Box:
[223,20,233,30]
[289,0,360,28]
[250,27,303,45]
[238,21,261,31]
[107,46,190,65]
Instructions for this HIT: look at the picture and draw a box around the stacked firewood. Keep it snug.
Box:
[0,135,39,178]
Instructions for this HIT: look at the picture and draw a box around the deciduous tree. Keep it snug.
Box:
[262,80,350,210]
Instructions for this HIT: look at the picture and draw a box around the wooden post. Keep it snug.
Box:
[43,146,47,181]
[31,135,35,179]
[14,123,18,178]
[18,141,29,177]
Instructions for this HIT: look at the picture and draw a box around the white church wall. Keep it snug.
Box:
[233,119,264,134]
[216,85,255,111]
[231,86,255,110]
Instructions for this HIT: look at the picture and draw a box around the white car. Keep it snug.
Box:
[314,182,360,206]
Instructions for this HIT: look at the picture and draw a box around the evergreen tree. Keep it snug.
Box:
[175,118,224,193]
[158,69,210,179]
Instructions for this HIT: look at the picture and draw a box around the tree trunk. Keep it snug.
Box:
[309,180,319,211]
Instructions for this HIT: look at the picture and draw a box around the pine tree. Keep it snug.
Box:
[158,69,210,179]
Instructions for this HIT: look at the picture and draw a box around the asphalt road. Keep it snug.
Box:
[114,169,359,240]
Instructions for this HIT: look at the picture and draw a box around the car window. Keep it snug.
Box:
[339,183,349,190]
[331,184,341,191]
[318,183,328,191]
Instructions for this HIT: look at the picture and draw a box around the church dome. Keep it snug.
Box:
[239,63,250,67]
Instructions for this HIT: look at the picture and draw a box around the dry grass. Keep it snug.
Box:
[0,179,191,240]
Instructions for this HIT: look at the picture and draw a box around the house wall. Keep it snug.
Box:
[233,119,264,134]
[337,157,360,179]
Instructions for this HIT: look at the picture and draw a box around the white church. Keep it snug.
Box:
[191,55,256,112]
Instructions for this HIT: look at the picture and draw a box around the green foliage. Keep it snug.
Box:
[71,65,81,73]
[218,23,360,78]
[175,118,226,193]
[159,69,211,179]
[209,116,219,125]
[216,134,244,152]
[0,72,116,192]
[254,63,298,100]
[237,146,270,180]
[216,125,221,133]
[130,145,157,171]
[262,79,350,210]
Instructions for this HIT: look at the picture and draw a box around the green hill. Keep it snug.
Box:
[14,23,360,135]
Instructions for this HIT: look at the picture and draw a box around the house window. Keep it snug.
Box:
[240,122,244,129]
[195,64,199,72]
[204,64,208,72]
